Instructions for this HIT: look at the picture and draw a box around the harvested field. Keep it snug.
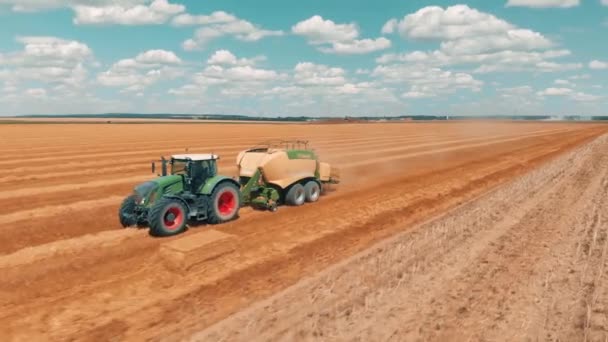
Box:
[199,130,608,342]
[0,121,607,341]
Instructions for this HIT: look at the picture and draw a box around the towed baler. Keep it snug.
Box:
[236,140,339,211]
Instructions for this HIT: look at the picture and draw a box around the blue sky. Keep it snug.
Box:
[0,0,606,116]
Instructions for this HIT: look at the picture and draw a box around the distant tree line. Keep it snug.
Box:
[17,113,608,121]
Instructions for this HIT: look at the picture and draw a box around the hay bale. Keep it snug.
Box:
[159,230,236,273]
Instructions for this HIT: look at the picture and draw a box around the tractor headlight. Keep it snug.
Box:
[134,181,159,206]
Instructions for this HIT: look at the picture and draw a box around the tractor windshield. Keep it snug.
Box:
[171,159,188,175]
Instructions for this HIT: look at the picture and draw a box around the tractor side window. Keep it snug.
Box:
[191,162,206,180]
[201,160,214,177]
[172,160,187,175]
[189,161,210,192]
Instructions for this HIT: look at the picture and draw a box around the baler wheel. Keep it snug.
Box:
[304,181,321,203]
[148,198,188,237]
[285,183,306,206]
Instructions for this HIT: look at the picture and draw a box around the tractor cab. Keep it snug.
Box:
[153,154,219,193]
[170,154,219,193]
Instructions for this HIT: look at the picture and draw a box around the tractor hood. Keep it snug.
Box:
[151,174,183,188]
[133,175,184,207]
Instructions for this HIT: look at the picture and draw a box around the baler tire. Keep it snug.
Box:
[207,182,241,224]
[304,181,321,203]
[119,195,138,228]
[148,198,188,237]
[285,183,306,206]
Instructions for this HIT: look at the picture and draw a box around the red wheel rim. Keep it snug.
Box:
[163,206,184,231]
[218,190,236,216]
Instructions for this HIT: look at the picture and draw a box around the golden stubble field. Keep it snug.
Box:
[0,121,607,341]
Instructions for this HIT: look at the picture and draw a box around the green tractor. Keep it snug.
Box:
[119,154,241,236]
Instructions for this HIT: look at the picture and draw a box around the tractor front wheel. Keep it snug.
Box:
[207,182,241,224]
[148,198,188,237]
[119,195,138,227]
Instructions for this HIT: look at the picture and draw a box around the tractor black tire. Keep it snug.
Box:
[207,182,241,224]
[304,181,321,203]
[148,197,188,237]
[119,195,138,227]
[285,183,306,206]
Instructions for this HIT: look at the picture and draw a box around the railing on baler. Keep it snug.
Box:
[245,139,311,152]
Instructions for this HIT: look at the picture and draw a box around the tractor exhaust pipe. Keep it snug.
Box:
[152,157,168,176]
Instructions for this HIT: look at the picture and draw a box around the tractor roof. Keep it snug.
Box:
[171,154,219,161]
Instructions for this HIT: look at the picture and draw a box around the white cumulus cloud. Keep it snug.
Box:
[589,60,608,69]
[292,15,359,44]
[179,12,283,51]
[97,49,183,91]
[25,88,48,98]
[294,62,347,86]
[73,0,184,25]
[171,10,235,26]
[134,49,181,64]
[538,87,573,96]
[439,29,552,55]
[0,0,143,12]
[554,79,572,86]
[320,38,391,55]
[292,15,391,54]
[506,0,580,8]
[385,5,513,41]
[372,64,483,97]
[0,36,93,92]
[380,5,577,74]
[537,87,601,102]
[206,50,265,66]
[8,36,93,64]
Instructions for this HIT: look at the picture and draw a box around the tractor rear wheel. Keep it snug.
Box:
[119,195,138,227]
[207,182,241,224]
[304,181,321,202]
[285,183,306,206]
[148,197,188,237]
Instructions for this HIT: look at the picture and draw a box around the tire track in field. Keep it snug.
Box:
[3,126,600,341]
[0,128,424,158]
[0,131,452,159]
[5,123,564,173]
[0,127,581,218]
[0,126,545,188]
[0,130,481,167]
[0,132,562,310]
[0,127,597,265]
[0,121,498,150]
[0,196,124,226]
[330,128,570,162]
[341,129,573,168]
[0,132,472,182]
[0,175,148,201]
[0,128,579,255]
[145,128,606,341]
[194,134,608,342]
[0,127,570,198]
